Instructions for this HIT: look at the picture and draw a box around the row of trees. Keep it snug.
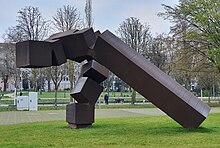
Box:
[1,0,219,104]
[109,0,220,102]
[160,0,220,100]
[0,43,16,92]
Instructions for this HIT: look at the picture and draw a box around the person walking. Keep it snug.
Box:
[104,93,109,105]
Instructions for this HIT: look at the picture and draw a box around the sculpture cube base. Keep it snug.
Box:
[66,103,94,127]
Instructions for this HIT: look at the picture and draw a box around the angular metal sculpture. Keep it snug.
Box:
[66,103,94,128]
[48,40,67,66]
[93,30,210,128]
[16,27,211,128]
[16,40,66,68]
[70,77,103,104]
[16,40,52,68]
[67,62,108,128]
[80,60,109,83]
[48,28,96,62]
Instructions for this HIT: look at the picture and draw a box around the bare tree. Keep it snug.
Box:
[15,6,49,41]
[0,43,16,92]
[84,0,93,28]
[197,68,219,103]
[3,7,49,42]
[3,27,25,43]
[44,68,52,92]
[53,5,83,102]
[49,64,67,106]
[53,5,81,32]
[117,17,151,54]
[117,17,152,104]
[3,6,50,92]
[145,34,168,71]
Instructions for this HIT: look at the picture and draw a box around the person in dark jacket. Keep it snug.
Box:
[104,93,109,105]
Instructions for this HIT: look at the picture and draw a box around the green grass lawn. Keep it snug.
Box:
[96,103,156,109]
[0,113,219,147]
[1,103,220,112]
[2,91,145,100]
[38,91,70,98]
[37,91,146,102]
[0,104,156,112]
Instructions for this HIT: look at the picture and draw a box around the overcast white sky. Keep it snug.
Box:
[0,0,179,42]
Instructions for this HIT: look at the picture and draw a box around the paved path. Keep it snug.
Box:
[0,108,219,125]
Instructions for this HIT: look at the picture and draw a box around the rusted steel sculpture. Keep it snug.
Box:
[67,61,108,128]
[16,28,210,128]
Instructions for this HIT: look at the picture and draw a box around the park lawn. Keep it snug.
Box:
[38,91,70,98]
[0,114,219,147]
[32,91,144,100]
[37,91,137,98]
[1,91,146,103]
[96,103,156,109]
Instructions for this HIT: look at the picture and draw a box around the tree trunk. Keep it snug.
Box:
[54,86,58,107]
[68,60,74,102]
[106,73,111,96]
[3,75,8,92]
[47,80,51,92]
[32,69,38,91]
[208,89,211,103]
[40,76,43,95]
[131,88,136,104]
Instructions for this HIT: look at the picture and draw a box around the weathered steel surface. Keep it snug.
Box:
[16,40,52,68]
[68,60,108,128]
[81,60,109,84]
[49,39,67,66]
[67,60,107,128]
[70,77,103,105]
[16,40,66,67]
[93,30,211,128]
[46,29,79,40]
[16,28,96,67]
[47,28,96,62]
[66,103,94,126]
